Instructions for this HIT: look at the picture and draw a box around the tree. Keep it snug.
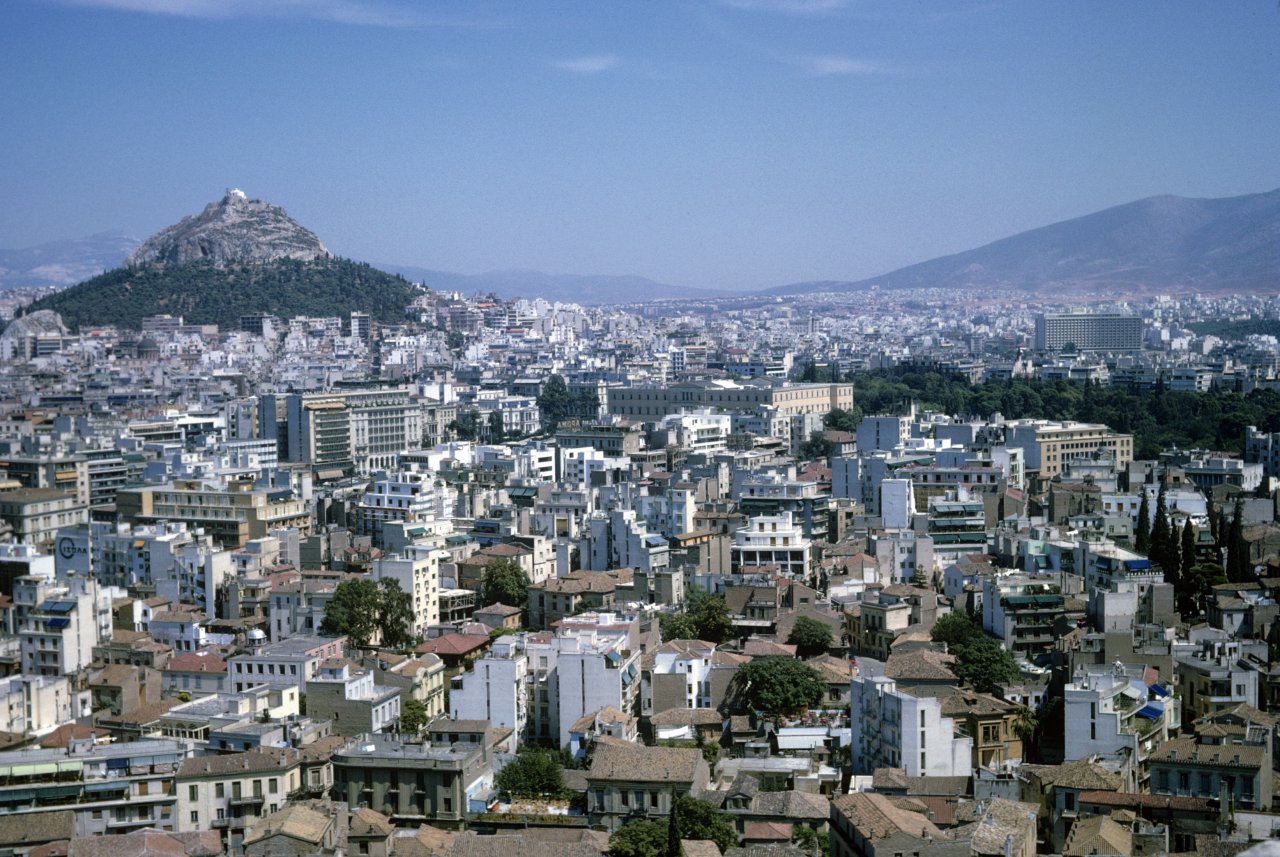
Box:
[685,590,733,644]
[728,657,826,715]
[321,578,381,649]
[787,617,833,657]
[377,578,415,651]
[537,374,574,432]
[1227,500,1249,582]
[400,697,429,733]
[609,819,668,857]
[792,826,830,856]
[671,796,735,853]
[1180,519,1197,583]
[930,611,1020,694]
[481,557,530,608]
[823,407,860,433]
[1185,563,1227,616]
[659,611,697,643]
[494,748,564,799]
[1012,706,1038,749]
[1135,492,1150,553]
[487,410,505,443]
[798,431,833,461]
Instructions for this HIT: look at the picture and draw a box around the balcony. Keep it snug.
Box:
[230,793,265,807]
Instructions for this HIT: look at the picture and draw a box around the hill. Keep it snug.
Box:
[24,191,416,331]
[768,188,1280,295]
[0,231,139,290]
[27,257,416,332]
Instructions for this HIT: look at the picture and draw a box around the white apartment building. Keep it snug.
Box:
[17,575,106,677]
[304,660,401,736]
[849,674,971,777]
[372,545,443,637]
[1063,663,1179,770]
[556,627,640,750]
[449,636,530,744]
[0,674,79,735]
[730,511,813,579]
[226,634,347,694]
[355,469,450,546]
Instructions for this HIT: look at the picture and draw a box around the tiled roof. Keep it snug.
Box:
[743,822,791,842]
[68,830,222,857]
[243,803,332,847]
[1062,814,1131,857]
[830,792,943,841]
[0,810,75,846]
[587,743,702,784]
[350,807,396,838]
[651,707,724,728]
[884,650,957,682]
[1034,759,1122,792]
[178,747,299,778]
[1148,736,1265,769]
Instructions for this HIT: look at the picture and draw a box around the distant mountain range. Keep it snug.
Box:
[375,264,726,304]
[768,188,1280,295]
[7,187,1279,311]
[0,231,139,289]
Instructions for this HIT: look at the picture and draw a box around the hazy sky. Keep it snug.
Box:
[3,1,1278,290]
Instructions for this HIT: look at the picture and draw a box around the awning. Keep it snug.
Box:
[36,785,81,798]
[84,781,129,793]
[1150,684,1170,698]
[1136,702,1164,720]
[28,763,58,776]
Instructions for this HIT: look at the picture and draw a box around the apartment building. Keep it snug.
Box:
[226,635,347,694]
[116,478,310,549]
[848,674,971,777]
[0,738,193,836]
[606,380,853,420]
[177,748,302,848]
[329,734,490,829]
[305,660,401,737]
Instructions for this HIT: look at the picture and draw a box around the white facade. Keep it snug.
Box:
[373,545,443,636]
[730,511,812,578]
[449,637,530,743]
[849,674,971,777]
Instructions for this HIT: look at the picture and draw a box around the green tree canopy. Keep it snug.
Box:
[664,590,733,644]
[823,407,860,433]
[787,617,833,657]
[537,374,573,432]
[481,557,531,609]
[728,657,826,715]
[605,797,735,857]
[1184,563,1228,616]
[930,611,1020,693]
[320,578,381,649]
[608,819,668,857]
[494,747,564,799]
[399,697,429,734]
[377,578,415,650]
[798,431,833,461]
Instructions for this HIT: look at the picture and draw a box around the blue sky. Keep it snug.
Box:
[2,0,1278,290]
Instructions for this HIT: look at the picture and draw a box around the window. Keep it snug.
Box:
[216,783,225,798]
[269,778,279,794]
[190,811,199,824]
[188,784,198,801]
[621,791,629,807]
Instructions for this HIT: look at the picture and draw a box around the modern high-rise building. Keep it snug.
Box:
[1034,313,1143,352]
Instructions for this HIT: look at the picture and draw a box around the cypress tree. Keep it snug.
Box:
[1207,494,1219,544]
[1150,482,1173,575]
[1135,492,1150,553]
[1217,508,1229,549]
[1181,518,1196,581]
[1228,500,1248,582]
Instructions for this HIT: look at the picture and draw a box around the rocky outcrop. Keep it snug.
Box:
[126,189,330,268]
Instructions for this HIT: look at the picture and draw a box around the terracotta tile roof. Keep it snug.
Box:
[743,822,791,842]
[415,634,491,657]
[830,792,943,841]
[1148,736,1265,769]
[0,811,75,847]
[178,747,299,778]
[1033,759,1122,792]
[884,650,958,683]
[243,803,332,847]
[1078,790,1212,812]
[651,707,724,728]
[1062,814,1131,857]
[587,743,703,784]
[68,830,222,857]
[350,807,396,838]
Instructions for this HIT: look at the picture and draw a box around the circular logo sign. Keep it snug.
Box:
[57,537,78,560]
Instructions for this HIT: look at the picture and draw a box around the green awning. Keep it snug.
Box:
[29,764,58,776]
[36,785,81,798]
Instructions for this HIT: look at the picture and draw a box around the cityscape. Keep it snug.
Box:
[2,4,1280,857]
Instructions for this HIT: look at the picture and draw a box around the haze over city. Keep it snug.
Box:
[3,0,1279,291]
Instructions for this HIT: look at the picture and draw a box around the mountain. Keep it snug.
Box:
[0,231,140,289]
[26,192,413,331]
[127,188,330,267]
[767,188,1280,295]
[377,264,730,305]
